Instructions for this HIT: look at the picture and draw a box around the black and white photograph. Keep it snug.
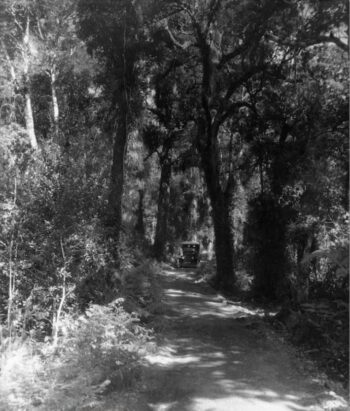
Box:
[0,0,348,409]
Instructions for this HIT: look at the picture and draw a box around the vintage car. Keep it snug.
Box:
[177,241,200,268]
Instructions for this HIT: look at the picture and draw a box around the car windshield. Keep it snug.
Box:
[182,243,199,250]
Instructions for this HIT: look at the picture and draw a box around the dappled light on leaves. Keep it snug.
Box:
[0,0,348,409]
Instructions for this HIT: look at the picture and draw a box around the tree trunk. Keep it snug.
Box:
[2,18,38,150]
[210,185,236,289]
[23,16,38,150]
[189,195,199,241]
[135,189,145,237]
[2,42,37,149]
[24,86,38,150]
[107,107,128,244]
[295,231,316,304]
[50,68,59,139]
[153,159,172,260]
[198,127,236,289]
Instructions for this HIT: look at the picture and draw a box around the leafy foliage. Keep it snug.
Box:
[0,0,348,404]
[0,300,153,410]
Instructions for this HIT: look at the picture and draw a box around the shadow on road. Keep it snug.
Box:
[140,268,348,411]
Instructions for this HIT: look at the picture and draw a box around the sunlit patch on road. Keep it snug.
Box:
[141,269,349,411]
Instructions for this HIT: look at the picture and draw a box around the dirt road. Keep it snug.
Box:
[132,267,347,411]
[101,267,347,411]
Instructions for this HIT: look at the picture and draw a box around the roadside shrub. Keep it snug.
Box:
[0,299,154,411]
[0,339,44,411]
[235,270,254,293]
[301,213,349,300]
[57,298,152,384]
[121,261,163,317]
[70,221,120,308]
[195,260,216,282]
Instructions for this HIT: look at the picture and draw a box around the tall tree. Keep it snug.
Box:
[245,33,348,300]
[152,0,348,289]
[32,0,78,140]
[143,60,195,259]
[0,0,40,149]
[78,0,147,248]
[143,124,174,260]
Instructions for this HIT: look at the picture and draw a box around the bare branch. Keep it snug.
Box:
[164,22,192,50]
[314,35,348,52]
[36,17,45,41]
[1,40,16,81]
[143,151,155,162]
[223,65,266,103]
[218,43,250,68]
[153,5,186,24]
[266,32,348,53]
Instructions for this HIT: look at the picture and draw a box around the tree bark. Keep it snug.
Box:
[207,179,236,289]
[50,68,60,138]
[189,195,199,240]
[153,159,172,260]
[23,16,38,150]
[295,231,317,303]
[135,189,145,237]
[198,125,236,289]
[107,105,128,244]
[1,38,38,149]
[24,85,38,150]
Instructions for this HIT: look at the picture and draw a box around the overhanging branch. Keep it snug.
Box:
[223,64,266,103]
[315,35,348,52]
[164,22,192,50]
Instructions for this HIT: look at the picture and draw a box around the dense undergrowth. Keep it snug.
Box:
[271,298,349,388]
[0,136,162,410]
[0,261,162,411]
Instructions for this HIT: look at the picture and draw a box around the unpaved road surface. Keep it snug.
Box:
[109,267,348,411]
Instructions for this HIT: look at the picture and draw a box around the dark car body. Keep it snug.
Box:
[178,242,200,268]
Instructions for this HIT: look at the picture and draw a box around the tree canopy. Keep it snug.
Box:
[0,1,348,403]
